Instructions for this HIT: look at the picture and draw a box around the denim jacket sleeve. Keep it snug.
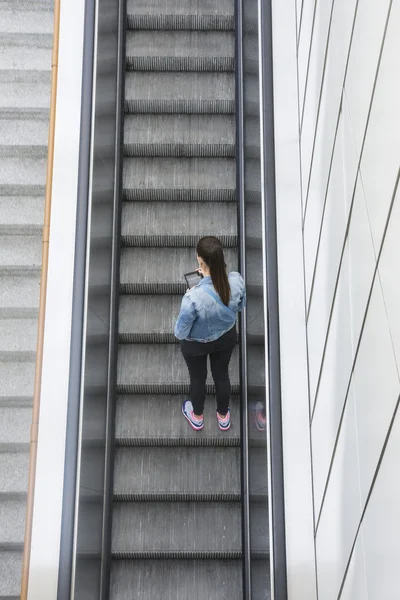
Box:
[174,293,196,340]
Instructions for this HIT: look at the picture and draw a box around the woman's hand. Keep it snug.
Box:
[196,267,204,277]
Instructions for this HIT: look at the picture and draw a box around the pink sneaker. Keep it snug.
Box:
[216,408,231,431]
[182,400,204,431]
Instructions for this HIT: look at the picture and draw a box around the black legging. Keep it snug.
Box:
[180,326,236,416]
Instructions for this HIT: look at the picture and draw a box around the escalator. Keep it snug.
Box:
[61,0,284,598]
[109,0,243,596]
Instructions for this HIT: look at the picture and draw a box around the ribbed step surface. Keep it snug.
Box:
[125,72,234,114]
[120,247,237,295]
[112,1,240,596]
[123,157,235,202]
[121,202,237,247]
[113,447,240,499]
[110,560,242,600]
[126,0,234,31]
[119,295,181,343]
[124,114,235,157]
[117,344,239,394]
[115,395,240,447]
[112,502,241,556]
[126,31,234,72]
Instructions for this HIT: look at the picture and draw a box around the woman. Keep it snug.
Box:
[174,236,246,431]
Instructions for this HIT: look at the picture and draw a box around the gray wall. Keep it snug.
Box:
[294,0,400,598]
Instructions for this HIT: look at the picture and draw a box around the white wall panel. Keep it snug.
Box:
[303,0,357,298]
[342,91,359,213]
[315,379,362,600]
[311,246,352,517]
[303,117,342,305]
[297,0,316,113]
[353,277,400,506]
[340,531,368,600]
[306,120,346,404]
[378,185,400,372]
[348,176,377,352]
[359,0,400,256]
[345,0,392,158]
[300,0,333,203]
[361,402,400,600]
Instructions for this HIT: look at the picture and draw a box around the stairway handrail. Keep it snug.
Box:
[20,1,61,597]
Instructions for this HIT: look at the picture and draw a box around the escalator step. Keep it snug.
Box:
[119,247,237,295]
[125,72,234,115]
[117,344,239,394]
[113,446,240,497]
[123,157,235,202]
[121,202,237,248]
[118,295,181,343]
[115,395,240,446]
[123,114,234,158]
[119,295,181,343]
[110,560,241,600]
[111,501,241,555]
[126,31,233,72]
[126,0,234,32]
[118,295,238,344]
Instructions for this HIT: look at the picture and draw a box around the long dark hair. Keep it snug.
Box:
[196,236,231,306]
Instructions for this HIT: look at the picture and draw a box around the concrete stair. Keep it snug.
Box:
[0,1,52,597]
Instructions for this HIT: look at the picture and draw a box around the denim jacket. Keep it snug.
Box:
[174,272,246,342]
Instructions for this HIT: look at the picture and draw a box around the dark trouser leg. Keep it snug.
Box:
[181,342,208,415]
[209,339,235,416]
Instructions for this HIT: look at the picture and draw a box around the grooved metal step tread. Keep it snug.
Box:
[115,395,240,446]
[117,344,239,394]
[119,295,181,343]
[120,247,237,295]
[113,446,240,497]
[125,72,234,115]
[0,156,47,195]
[0,549,22,598]
[111,501,241,554]
[0,318,37,360]
[0,361,34,401]
[123,157,235,202]
[121,202,237,247]
[110,559,242,600]
[123,114,234,158]
[0,235,41,269]
[0,273,40,317]
[126,0,234,31]
[126,31,233,72]
[0,452,29,494]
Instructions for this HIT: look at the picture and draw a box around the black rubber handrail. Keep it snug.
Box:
[235,0,251,598]
[100,0,126,597]
[259,0,288,597]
